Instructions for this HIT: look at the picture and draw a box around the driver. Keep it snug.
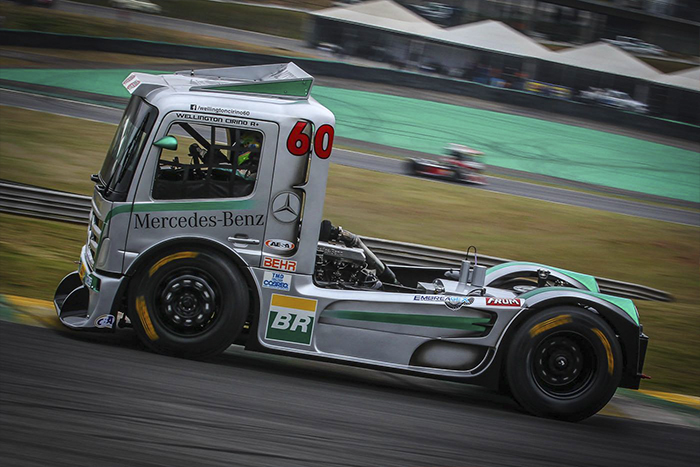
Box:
[235,131,261,181]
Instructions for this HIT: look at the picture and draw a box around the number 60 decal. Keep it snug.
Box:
[286,121,334,159]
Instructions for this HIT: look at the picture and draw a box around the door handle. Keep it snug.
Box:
[228,236,260,245]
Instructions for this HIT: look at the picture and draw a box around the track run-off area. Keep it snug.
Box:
[1,67,699,204]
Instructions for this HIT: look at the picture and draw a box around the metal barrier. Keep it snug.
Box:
[0,181,91,224]
[0,180,672,301]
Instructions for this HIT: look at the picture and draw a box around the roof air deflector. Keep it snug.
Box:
[178,62,314,99]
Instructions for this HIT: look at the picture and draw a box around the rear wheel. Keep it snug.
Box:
[128,248,249,358]
[506,306,622,421]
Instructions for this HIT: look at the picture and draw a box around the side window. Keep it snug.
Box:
[152,121,263,200]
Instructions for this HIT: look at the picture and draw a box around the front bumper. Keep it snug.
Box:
[53,246,124,330]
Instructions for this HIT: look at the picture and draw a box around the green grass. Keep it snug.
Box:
[61,0,311,40]
[0,106,698,396]
[0,3,312,54]
[0,107,113,194]
[0,214,87,301]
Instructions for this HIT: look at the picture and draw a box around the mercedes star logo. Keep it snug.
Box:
[271,192,301,223]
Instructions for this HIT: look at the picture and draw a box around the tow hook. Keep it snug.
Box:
[118,314,132,329]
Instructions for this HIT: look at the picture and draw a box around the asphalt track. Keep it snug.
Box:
[1,320,699,467]
[1,87,698,226]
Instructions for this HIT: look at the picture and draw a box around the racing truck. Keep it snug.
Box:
[54,63,648,421]
[408,143,486,184]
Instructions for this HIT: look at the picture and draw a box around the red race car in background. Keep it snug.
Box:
[407,143,486,184]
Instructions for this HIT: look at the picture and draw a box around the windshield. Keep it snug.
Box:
[99,96,157,201]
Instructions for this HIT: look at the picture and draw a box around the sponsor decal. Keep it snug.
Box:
[123,74,141,93]
[174,113,256,126]
[413,295,475,310]
[265,294,317,345]
[262,271,291,291]
[79,265,100,292]
[265,239,295,251]
[485,297,523,307]
[263,256,297,272]
[133,212,264,230]
[95,314,116,329]
[413,295,447,302]
[189,104,251,117]
[271,192,301,223]
[444,296,475,310]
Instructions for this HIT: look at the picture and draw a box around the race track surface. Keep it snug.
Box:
[1,321,698,467]
[2,88,698,226]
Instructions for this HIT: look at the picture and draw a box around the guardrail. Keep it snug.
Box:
[0,181,91,223]
[0,180,672,302]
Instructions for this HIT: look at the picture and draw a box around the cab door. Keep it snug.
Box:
[123,111,278,269]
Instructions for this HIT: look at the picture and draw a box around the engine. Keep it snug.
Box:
[314,241,381,289]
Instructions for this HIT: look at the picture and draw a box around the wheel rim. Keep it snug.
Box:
[155,269,221,336]
[531,332,596,398]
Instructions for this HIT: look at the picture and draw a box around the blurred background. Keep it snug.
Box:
[0,0,698,465]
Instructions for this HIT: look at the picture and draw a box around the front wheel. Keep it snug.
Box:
[506,306,622,421]
[128,248,249,358]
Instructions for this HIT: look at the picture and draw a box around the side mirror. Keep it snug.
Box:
[153,136,178,151]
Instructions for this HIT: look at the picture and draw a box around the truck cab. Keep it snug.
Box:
[55,63,334,337]
[54,63,647,421]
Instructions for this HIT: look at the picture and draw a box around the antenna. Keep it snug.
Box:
[466,245,478,267]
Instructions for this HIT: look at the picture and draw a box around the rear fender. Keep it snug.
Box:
[494,288,642,389]
[485,262,599,293]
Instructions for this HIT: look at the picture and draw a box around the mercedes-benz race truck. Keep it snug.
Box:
[54,63,648,421]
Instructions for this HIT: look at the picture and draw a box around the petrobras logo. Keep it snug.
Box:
[262,271,291,291]
[95,314,115,329]
[265,239,295,252]
[265,294,317,345]
[485,297,523,307]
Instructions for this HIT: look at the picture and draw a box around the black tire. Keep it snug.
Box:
[128,247,249,358]
[406,159,419,175]
[506,306,622,421]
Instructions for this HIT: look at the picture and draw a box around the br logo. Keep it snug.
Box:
[265,294,317,345]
